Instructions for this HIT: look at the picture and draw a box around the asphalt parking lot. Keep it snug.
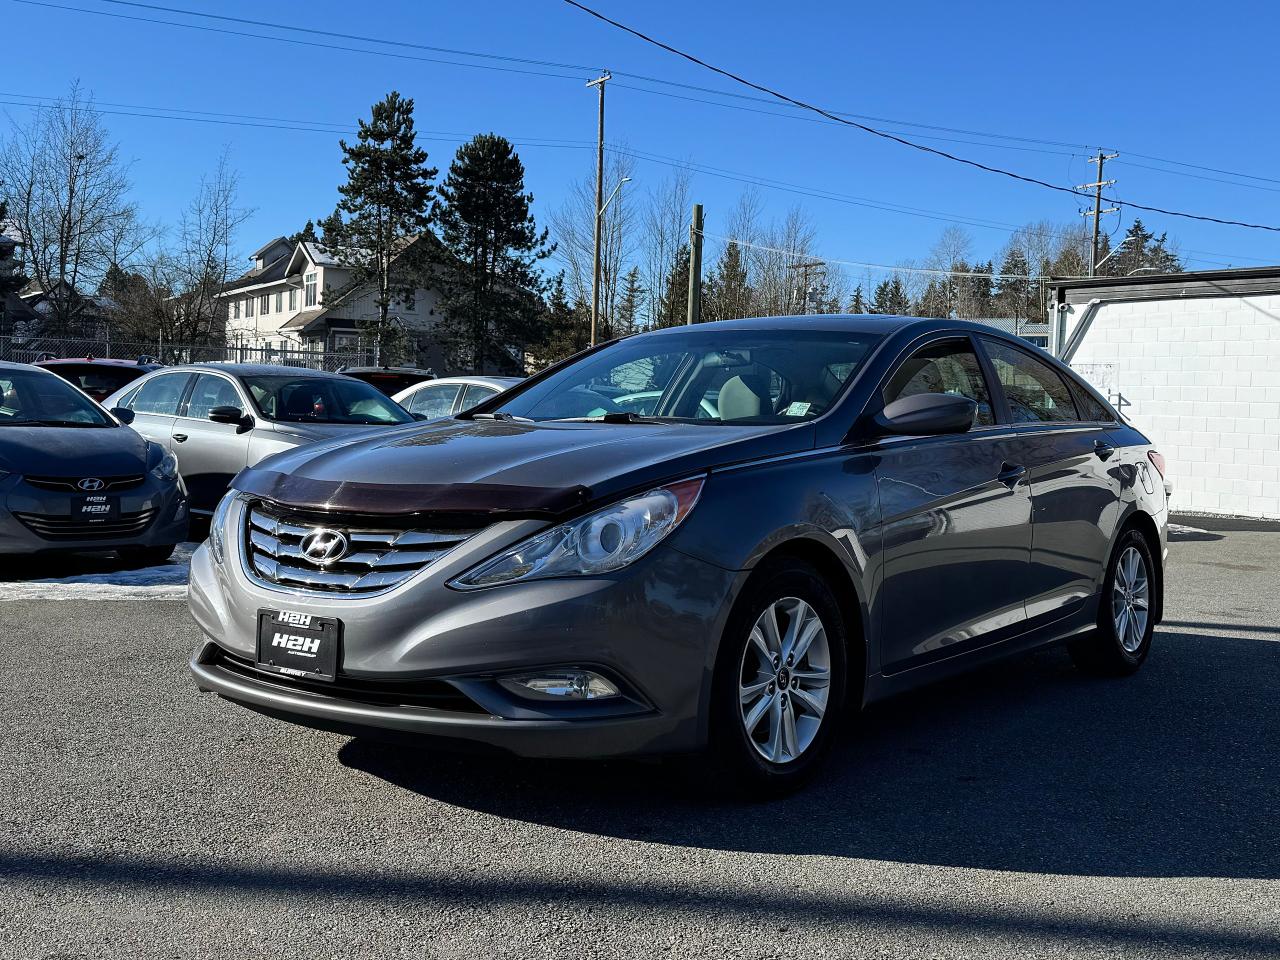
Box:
[1,525,1278,959]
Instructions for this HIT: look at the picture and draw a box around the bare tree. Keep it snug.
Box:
[640,166,692,328]
[750,205,816,315]
[0,83,144,335]
[548,149,635,339]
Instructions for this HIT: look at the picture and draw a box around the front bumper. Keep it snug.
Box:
[0,473,188,555]
[186,499,738,758]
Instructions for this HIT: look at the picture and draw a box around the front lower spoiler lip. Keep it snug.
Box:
[189,642,672,759]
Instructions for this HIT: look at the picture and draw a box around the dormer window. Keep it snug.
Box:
[304,272,317,307]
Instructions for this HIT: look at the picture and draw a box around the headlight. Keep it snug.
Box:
[150,447,179,483]
[451,477,704,589]
[208,490,240,565]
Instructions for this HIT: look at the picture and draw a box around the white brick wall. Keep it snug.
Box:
[1066,293,1280,519]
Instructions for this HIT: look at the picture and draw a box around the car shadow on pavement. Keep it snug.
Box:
[341,625,1280,880]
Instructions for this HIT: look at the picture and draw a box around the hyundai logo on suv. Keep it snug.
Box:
[299,528,349,565]
[77,477,105,492]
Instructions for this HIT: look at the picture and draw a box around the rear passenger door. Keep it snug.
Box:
[978,337,1122,625]
[123,372,194,452]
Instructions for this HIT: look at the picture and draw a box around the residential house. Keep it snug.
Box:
[220,235,448,369]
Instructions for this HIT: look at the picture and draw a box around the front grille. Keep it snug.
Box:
[15,507,156,540]
[244,501,483,595]
[24,474,145,492]
[212,646,487,714]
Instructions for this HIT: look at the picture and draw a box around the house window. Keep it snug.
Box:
[275,291,283,312]
[232,300,241,320]
[304,272,317,307]
[260,293,270,315]
[245,297,254,318]
[288,288,297,311]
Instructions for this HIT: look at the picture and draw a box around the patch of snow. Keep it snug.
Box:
[0,543,195,601]
[1168,523,1210,536]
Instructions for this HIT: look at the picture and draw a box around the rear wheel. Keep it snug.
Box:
[1070,527,1155,676]
[707,559,847,794]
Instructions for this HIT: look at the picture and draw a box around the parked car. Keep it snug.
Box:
[35,354,163,402]
[104,364,415,515]
[392,375,522,418]
[187,316,1167,792]
[0,361,187,561]
[337,365,438,396]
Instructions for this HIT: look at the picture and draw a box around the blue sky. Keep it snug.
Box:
[6,0,1280,281]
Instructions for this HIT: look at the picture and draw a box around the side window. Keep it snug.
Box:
[882,339,994,427]
[184,374,244,420]
[981,339,1080,424]
[409,384,462,418]
[1069,380,1113,423]
[460,384,499,408]
[130,374,191,416]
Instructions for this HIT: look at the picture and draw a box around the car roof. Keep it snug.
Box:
[35,357,160,368]
[420,375,522,388]
[155,362,352,379]
[0,359,54,373]
[339,366,436,375]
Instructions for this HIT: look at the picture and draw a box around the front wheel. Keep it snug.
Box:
[1070,527,1155,676]
[708,559,848,794]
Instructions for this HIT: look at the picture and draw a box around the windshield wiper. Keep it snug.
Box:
[469,412,533,423]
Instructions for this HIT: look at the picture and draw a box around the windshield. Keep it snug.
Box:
[491,329,881,424]
[0,368,114,427]
[242,374,413,425]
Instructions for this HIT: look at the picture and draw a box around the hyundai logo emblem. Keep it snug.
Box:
[299,528,349,566]
[77,477,105,492]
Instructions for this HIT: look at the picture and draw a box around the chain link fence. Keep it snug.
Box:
[0,335,375,372]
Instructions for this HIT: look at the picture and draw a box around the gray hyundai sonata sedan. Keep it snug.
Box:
[188,315,1168,791]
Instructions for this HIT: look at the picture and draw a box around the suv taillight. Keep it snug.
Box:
[1147,450,1167,478]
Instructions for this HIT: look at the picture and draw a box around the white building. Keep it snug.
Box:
[220,236,447,368]
[1048,268,1280,520]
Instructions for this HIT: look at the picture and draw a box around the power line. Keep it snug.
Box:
[21,0,1280,196]
[561,0,1280,234]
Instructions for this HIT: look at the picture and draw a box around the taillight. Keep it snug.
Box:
[1147,450,1166,478]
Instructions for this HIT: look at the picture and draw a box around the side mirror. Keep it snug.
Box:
[874,393,976,437]
[209,405,255,433]
[111,406,135,425]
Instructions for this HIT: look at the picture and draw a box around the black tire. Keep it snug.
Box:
[118,543,177,566]
[705,558,849,796]
[1069,526,1156,676]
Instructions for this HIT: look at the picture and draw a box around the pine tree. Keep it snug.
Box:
[847,285,867,313]
[290,220,319,245]
[869,275,910,315]
[994,248,1032,320]
[615,266,644,336]
[530,272,588,368]
[432,133,553,372]
[655,244,691,328]
[914,278,949,318]
[704,240,751,322]
[319,92,437,331]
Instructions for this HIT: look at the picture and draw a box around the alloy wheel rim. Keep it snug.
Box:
[1112,546,1150,654]
[738,596,831,765]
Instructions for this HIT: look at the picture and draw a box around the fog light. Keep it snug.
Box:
[498,670,620,701]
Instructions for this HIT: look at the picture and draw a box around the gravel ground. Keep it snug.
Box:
[1,528,1278,959]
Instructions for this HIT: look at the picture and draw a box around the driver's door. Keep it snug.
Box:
[869,336,1034,675]
[173,373,252,513]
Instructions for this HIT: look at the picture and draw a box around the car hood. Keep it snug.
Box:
[235,417,815,517]
[0,424,148,477]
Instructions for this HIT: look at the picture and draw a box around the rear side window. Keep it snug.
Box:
[981,339,1080,424]
[883,338,995,427]
[460,384,499,408]
[130,374,192,415]
[1069,380,1114,422]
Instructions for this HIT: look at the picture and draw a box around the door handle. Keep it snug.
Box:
[996,462,1027,489]
[1093,439,1116,460]
[172,433,188,443]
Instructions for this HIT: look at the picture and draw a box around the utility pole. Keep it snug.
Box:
[686,203,704,325]
[786,260,826,314]
[587,71,610,346]
[1080,150,1119,276]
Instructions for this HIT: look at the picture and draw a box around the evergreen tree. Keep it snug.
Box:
[703,240,751,322]
[655,244,691,328]
[1101,219,1183,277]
[615,266,644,336]
[869,275,910,315]
[290,220,319,245]
[319,92,437,330]
[994,248,1033,320]
[530,272,588,368]
[847,285,867,313]
[432,133,553,372]
[914,278,949,318]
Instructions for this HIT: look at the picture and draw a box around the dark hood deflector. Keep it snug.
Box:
[233,467,592,519]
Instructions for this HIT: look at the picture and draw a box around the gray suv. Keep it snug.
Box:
[188,316,1169,791]
[0,361,187,561]
[106,364,414,514]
